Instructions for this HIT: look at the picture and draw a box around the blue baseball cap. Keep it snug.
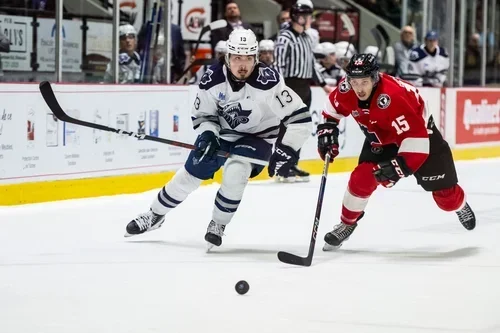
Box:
[425,30,439,40]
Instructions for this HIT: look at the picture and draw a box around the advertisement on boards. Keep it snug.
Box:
[0,85,194,185]
[456,90,500,144]
[37,18,83,72]
[0,15,33,71]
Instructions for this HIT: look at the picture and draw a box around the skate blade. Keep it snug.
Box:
[322,242,343,251]
[206,242,215,253]
[295,176,310,183]
[274,176,296,183]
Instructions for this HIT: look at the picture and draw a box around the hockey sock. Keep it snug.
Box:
[151,167,202,215]
[432,184,466,212]
[341,162,378,224]
[212,159,252,225]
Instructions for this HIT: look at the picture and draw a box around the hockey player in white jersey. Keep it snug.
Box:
[406,30,450,87]
[314,42,346,87]
[258,39,278,71]
[125,29,312,249]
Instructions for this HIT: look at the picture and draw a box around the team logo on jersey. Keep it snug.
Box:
[352,110,359,117]
[377,94,391,109]
[256,67,278,85]
[118,53,131,64]
[339,81,351,93]
[218,102,252,129]
[200,68,214,86]
[409,50,420,61]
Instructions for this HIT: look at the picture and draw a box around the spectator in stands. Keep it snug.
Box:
[0,31,10,81]
[466,33,481,68]
[210,2,252,56]
[270,8,291,41]
[393,25,417,78]
[104,24,141,83]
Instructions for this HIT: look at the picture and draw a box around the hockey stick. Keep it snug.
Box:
[340,13,356,57]
[140,1,158,82]
[38,81,268,166]
[177,19,228,82]
[147,3,163,83]
[370,26,383,59]
[375,24,390,63]
[277,153,331,267]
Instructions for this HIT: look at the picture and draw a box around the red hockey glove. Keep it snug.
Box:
[316,120,339,162]
[373,156,412,188]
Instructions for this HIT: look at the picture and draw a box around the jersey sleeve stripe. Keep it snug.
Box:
[398,137,430,154]
[191,115,220,129]
[323,99,345,120]
[282,107,310,125]
[220,128,280,139]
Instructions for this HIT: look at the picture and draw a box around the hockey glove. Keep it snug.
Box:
[194,131,220,162]
[317,121,339,162]
[268,143,299,177]
[373,156,412,188]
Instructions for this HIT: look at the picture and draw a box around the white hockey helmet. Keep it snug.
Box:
[215,40,228,54]
[226,29,259,56]
[334,41,356,57]
[320,42,337,55]
[364,45,381,60]
[259,39,275,52]
[119,24,136,37]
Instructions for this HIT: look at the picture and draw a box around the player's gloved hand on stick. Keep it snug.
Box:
[268,143,299,177]
[316,120,339,162]
[372,156,412,188]
[194,131,220,162]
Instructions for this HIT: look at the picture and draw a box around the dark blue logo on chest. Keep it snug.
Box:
[218,103,252,129]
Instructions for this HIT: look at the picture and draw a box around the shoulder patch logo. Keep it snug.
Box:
[377,94,391,109]
[339,81,351,93]
[409,50,419,61]
[256,67,278,85]
[119,53,131,64]
[200,68,214,86]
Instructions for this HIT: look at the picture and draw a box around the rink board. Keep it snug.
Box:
[1,84,500,205]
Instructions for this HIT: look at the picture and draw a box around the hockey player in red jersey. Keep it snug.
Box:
[317,53,476,250]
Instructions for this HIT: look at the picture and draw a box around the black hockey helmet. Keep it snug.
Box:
[345,53,380,83]
[291,0,313,24]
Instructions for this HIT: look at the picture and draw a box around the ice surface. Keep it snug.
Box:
[1,159,500,333]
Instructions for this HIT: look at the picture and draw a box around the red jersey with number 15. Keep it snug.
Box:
[323,73,430,173]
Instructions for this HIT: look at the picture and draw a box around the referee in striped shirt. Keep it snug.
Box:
[274,0,332,182]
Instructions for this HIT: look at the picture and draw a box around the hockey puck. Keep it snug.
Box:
[235,280,249,295]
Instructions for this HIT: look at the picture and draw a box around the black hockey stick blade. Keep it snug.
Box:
[277,154,331,267]
[38,81,268,166]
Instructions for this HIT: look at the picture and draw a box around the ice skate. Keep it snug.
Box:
[125,209,165,237]
[323,212,364,251]
[274,167,297,183]
[456,202,476,230]
[205,220,226,252]
[290,165,310,182]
